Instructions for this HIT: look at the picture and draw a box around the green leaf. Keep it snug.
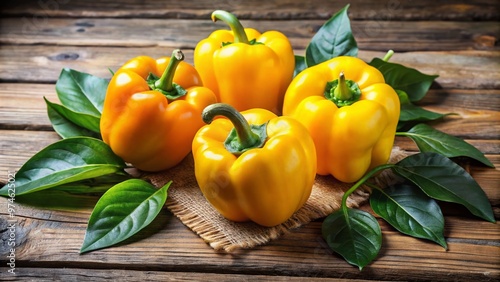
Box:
[305,4,358,67]
[400,103,449,123]
[393,152,495,222]
[46,98,101,139]
[397,124,494,167]
[55,68,108,117]
[50,68,108,136]
[322,208,382,270]
[45,98,101,134]
[294,55,307,77]
[369,58,438,102]
[0,137,126,196]
[53,173,132,195]
[80,179,170,253]
[370,183,447,248]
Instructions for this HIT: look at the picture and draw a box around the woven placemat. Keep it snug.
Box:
[147,147,407,252]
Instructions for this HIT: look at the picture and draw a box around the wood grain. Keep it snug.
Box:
[1,0,498,21]
[0,200,498,281]
[1,45,499,90]
[0,0,499,280]
[0,268,377,282]
[1,84,499,141]
[1,84,498,131]
[1,17,498,51]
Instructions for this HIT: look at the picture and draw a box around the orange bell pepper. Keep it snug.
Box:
[100,50,217,171]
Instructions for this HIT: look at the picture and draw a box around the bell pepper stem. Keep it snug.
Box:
[333,72,351,101]
[341,163,396,213]
[202,103,266,154]
[211,10,250,44]
[328,72,362,107]
[155,49,184,91]
[382,50,394,62]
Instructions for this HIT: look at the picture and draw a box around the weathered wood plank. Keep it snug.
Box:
[1,0,498,21]
[1,17,498,51]
[419,89,500,112]
[0,128,497,167]
[0,268,376,282]
[0,207,498,281]
[0,84,57,131]
[2,88,499,139]
[0,45,498,89]
[0,0,498,280]
[0,130,61,174]
[379,50,500,91]
[422,106,500,140]
[1,84,498,128]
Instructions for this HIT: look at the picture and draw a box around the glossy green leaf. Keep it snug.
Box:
[400,103,449,123]
[305,4,358,67]
[49,69,108,136]
[55,68,108,117]
[322,208,381,270]
[369,58,438,102]
[370,183,447,248]
[80,179,171,253]
[294,55,307,77]
[46,98,101,139]
[397,124,494,167]
[0,137,126,196]
[45,97,101,134]
[393,152,495,222]
[53,173,131,195]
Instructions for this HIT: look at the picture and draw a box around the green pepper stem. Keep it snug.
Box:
[211,10,249,44]
[202,103,261,149]
[382,50,394,62]
[395,131,410,137]
[154,49,184,91]
[333,72,351,101]
[327,71,362,107]
[341,163,396,214]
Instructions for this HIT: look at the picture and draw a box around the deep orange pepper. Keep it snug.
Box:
[100,50,217,171]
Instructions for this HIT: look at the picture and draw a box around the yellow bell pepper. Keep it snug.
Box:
[194,10,295,114]
[283,56,400,183]
[192,103,317,227]
[100,50,217,172]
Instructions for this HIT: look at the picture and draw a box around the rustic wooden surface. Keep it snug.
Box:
[0,0,499,281]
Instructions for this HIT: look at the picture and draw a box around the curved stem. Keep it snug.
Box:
[154,49,184,91]
[341,163,396,213]
[211,10,249,44]
[382,50,394,62]
[328,71,361,107]
[202,103,260,149]
[395,131,410,137]
[333,72,351,101]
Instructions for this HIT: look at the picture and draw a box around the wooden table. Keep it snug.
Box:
[1,1,499,281]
